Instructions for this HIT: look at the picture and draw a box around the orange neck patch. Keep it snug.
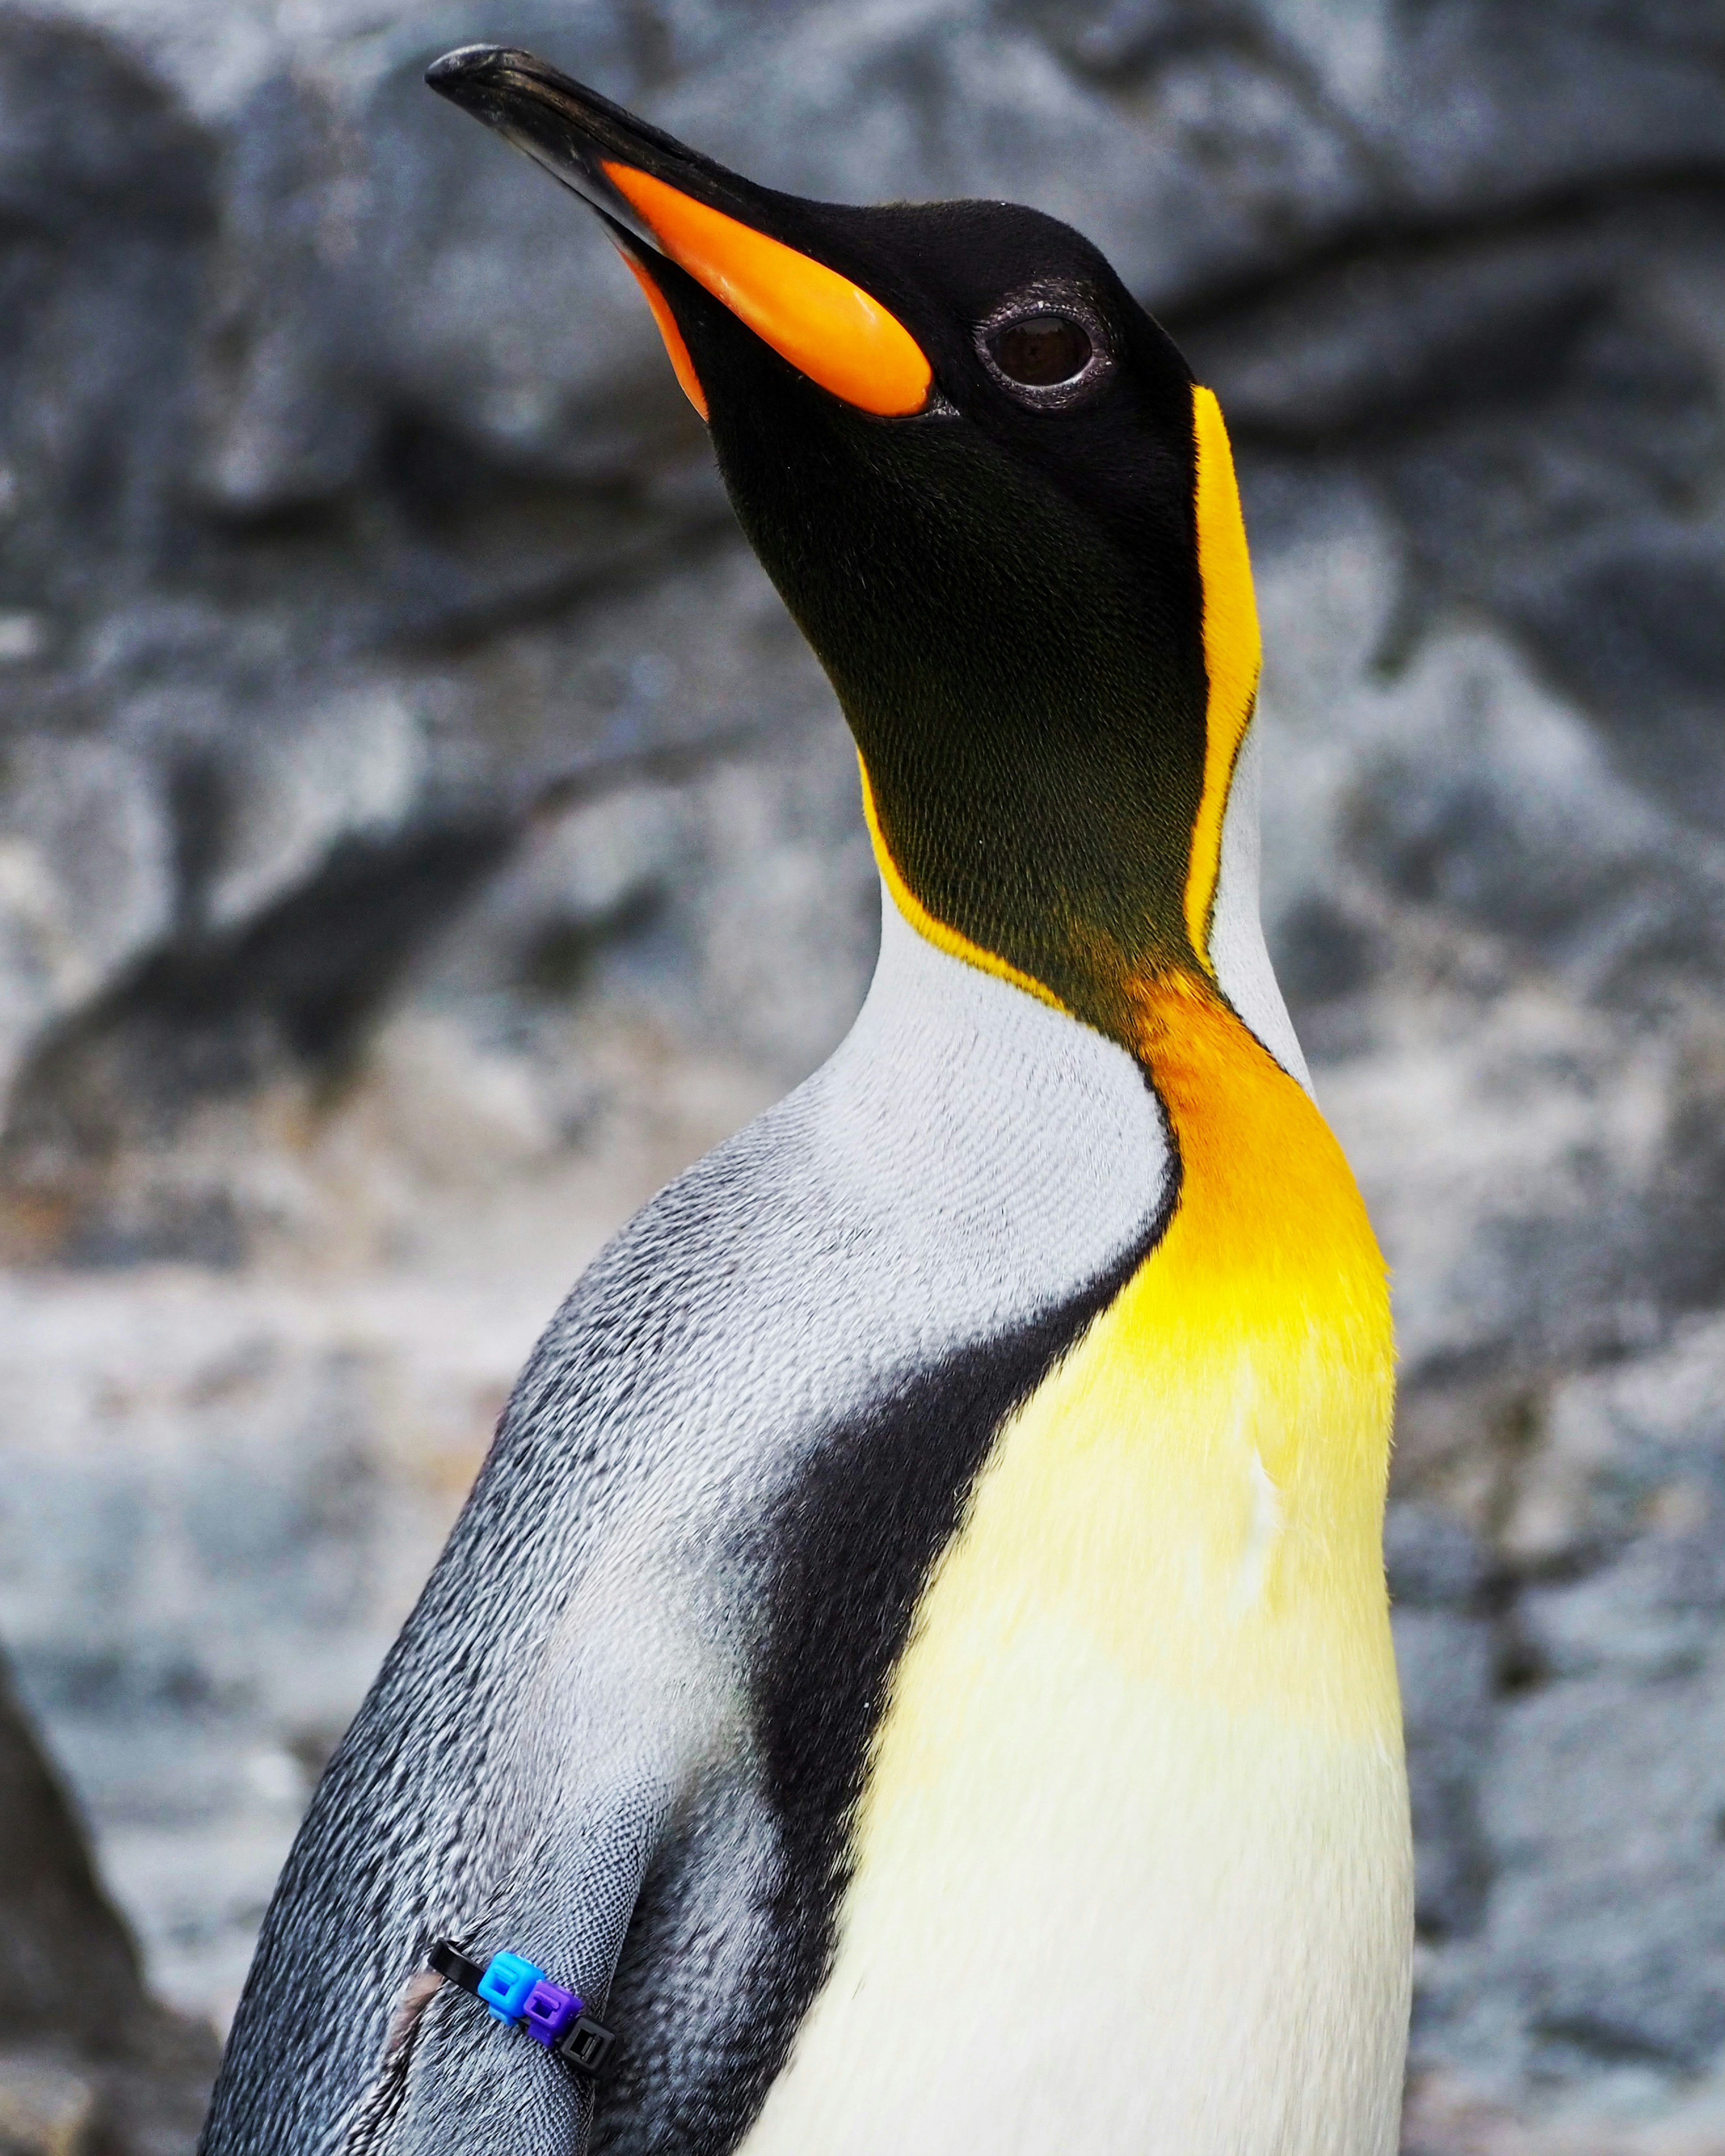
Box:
[1123,970,1390,1401]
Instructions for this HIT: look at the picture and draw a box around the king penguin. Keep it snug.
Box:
[200,44,1412,2156]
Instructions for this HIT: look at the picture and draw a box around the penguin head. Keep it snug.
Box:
[428,48,1260,1051]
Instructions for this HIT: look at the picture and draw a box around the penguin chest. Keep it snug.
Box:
[739,1336,1411,2155]
[738,1129,1412,2155]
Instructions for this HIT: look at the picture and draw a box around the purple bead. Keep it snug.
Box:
[522,1979,584,2047]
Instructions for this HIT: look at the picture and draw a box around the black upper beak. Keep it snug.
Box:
[425,46,937,420]
[424,45,749,260]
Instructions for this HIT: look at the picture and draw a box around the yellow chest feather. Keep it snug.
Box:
[739,982,1412,2156]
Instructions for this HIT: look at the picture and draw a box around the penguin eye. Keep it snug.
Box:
[986,313,1093,388]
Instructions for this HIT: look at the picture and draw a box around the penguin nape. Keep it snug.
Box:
[200,44,1413,2156]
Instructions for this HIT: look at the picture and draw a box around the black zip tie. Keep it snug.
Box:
[428,1939,483,1992]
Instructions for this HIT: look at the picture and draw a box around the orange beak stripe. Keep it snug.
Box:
[603,161,932,417]
[614,244,708,420]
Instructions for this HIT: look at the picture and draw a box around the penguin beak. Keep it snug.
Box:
[425,46,933,420]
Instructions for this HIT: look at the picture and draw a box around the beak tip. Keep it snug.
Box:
[424,44,512,102]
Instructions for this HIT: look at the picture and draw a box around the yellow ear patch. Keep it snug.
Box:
[604,162,932,417]
[1185,386,1262,970]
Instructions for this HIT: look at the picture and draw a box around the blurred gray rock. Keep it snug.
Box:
[1397,1323,1725,2130]
[0,0,1723,2144]
[1388,1506,1495,1943]
[0,1651,143,2051]
[0,1651,217,2156]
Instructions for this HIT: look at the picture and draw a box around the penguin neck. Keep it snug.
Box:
[860,716,1312,1100]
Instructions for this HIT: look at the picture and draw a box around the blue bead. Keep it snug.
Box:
[476,1950,546,2023]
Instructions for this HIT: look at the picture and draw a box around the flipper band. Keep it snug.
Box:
[427,1939,617,2077]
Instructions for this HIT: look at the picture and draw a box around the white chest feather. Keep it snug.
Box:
[739,1659,1408,2156]
[739,1403,1410,2155]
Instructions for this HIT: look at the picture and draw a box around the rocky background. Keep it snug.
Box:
[0,0,1722,2150]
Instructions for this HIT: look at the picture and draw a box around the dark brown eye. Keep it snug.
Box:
[987,313,1093,387]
